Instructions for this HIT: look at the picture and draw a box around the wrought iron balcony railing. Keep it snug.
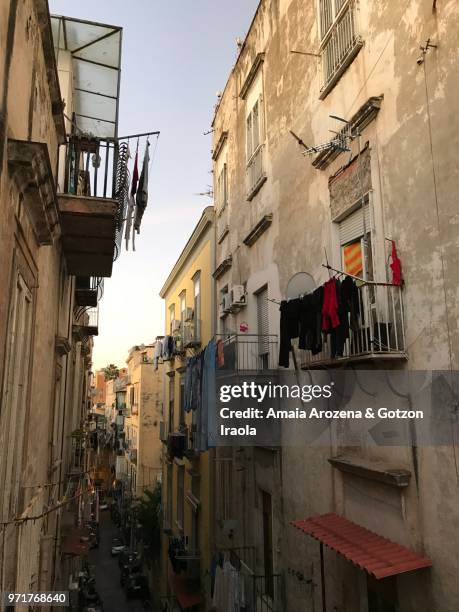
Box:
[299,282,406,368]
[215,334,278,373]
[59,135,131,262]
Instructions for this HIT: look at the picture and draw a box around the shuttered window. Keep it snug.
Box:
[339,203,371,246]
[257,286,269,361]
[338,201,372,279]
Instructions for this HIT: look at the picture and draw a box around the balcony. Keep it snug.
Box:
[58,136,123,277]
[215,334,278,373]
[299,283,406,368]
[183,319,202,348]
[75,276,104,307]
[73,305,99,339]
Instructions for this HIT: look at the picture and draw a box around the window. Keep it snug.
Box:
[179,377,185,426]
[246,96,266,198]
[193,272,201,342]
[219,285,229,333]
[0,272,34,517]
[318,0,362,96]
[179,291,186,330]
[338,200,373,280]
[177,465,185,529]
[193,273,201,319]
[169,303,175,335]
[168,376,175,431]
[216,163,228,213]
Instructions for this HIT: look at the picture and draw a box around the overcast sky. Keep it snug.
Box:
[49,0,259,370]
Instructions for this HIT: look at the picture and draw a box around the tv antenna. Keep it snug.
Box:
[290,114,355,156]
[194,186,214,199]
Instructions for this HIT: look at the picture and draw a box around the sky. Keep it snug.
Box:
[49,0,259,371]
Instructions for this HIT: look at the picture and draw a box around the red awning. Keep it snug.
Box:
[169,564,204,610]
[292,513,432,580]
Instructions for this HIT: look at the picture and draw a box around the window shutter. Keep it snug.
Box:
[258,93,265,142]
[257,287,269,336]
[339,204,371,246]
[252,100,260,151]
[222,163,227,207]
[246,112,253,158]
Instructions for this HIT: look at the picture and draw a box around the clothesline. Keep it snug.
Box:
[321,264,398,287]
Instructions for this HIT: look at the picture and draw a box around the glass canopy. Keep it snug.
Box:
[51,15,122,139]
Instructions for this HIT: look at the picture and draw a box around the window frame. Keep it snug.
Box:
[179,291,186,330]
[169,303,175,335]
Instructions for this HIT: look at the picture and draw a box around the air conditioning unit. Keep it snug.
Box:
[171,319,181,333]
[185,307,194,322]
[231,285,246,308]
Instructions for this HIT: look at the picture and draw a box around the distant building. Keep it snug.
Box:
[123,345,164,498]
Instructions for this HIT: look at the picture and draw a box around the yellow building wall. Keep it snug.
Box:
[160,217,214,607]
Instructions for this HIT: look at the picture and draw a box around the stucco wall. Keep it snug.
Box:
[212,1,459,610]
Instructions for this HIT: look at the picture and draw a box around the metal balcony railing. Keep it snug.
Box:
[320,1,362,95]
[60,135,130,260]
[299,282,406,367]
[252,574,284,612]
[246,144,266,199]
[61,136,118,199]
[215,334,278,373]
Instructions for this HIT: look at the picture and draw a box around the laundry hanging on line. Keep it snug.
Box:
[124,141,139,251]
[134,140,150,234]
[278,274,361,367]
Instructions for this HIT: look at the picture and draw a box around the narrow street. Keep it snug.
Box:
[87,512,153,612]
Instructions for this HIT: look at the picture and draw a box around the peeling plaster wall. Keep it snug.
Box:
[212,1,459,610]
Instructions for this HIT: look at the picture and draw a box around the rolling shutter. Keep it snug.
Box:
[257,287,269,336]
[339,204,371,246]
[257,287,269,356]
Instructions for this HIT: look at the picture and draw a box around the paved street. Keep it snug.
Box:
[88,512,152,612]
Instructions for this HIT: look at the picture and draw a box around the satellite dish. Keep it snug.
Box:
[286,272,316,299]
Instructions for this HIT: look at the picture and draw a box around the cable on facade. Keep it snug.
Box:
[0,485,92,527]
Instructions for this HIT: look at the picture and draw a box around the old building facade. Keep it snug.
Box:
[211,1,459,611]
[123,344,164,499]
[0,0,124,602]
